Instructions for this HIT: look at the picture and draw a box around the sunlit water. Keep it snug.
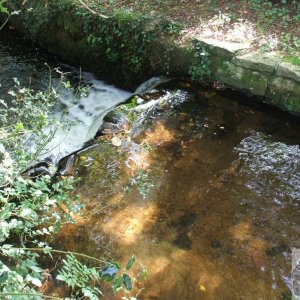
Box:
[54,83,300,299]
[1,30,300,299]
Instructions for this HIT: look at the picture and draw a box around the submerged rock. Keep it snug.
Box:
[58,154,76,176]
[99,112,130,135]
[25,163,52,178]
[173,232,192,250]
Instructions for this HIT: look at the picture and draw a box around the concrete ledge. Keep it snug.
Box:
[3,0,300,115]
[276,62,300,83]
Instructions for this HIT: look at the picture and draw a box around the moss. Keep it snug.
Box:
[246,71,267,89]
[214,61,268,96]
[284,55,300,66]
[62,15,80,34]
[210,55,227,74]
[7,0,300,115]
[8,0,182,88]
[265,77,300,115]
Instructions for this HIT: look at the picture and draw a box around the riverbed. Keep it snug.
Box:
[1,29,300,299]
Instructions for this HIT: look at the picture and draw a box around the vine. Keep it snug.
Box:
[8,0,181,86]
[188,40,212,81]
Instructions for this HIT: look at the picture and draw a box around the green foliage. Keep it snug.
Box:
[0,79,60,181]
[8,0,181,86]
[188,41,211,81]
[84,11,162,79]
[0,0,8,14]
[99,256,136,293]
[249,0,300,34]
[280,32,300,52]
[284,54,300,66]
[125,255,136,270]
[209,0,300,53]
[0,76,81,298]
[0,74,127,299]
[57,254,101,299]
[125,169,154,199]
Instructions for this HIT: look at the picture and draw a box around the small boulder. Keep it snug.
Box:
[99,112,130,135]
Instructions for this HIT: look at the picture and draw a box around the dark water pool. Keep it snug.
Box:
[53,82,300,299]
[1,26,300,300]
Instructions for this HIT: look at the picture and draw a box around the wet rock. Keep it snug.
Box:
[235,133,300,202]
[213,124,230,137]
[99,112,130,135]
[168,211,196,228]
[59,154,76,176]
[103,111,128,124]
[25,162,52,178]
[224,246,236,256]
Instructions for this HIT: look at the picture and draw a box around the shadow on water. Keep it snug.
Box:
[1,27,299,300]
[53,82,300,299]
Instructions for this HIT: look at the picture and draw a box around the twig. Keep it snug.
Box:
[0,293,62,300]
[78,0,108,19]
[0,246,108,265]
[0,14,11,31]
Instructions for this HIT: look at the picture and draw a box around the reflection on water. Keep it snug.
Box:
[54,82,300,299]
[236,133,300,204]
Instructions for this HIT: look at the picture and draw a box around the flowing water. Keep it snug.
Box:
[1,30,300,299]
[54,84,300,299]
[0,29,131,164]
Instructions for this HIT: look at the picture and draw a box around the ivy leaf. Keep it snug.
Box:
[123,274,132,291]
[56,274,66,281]
[100,265,119,282]
[82,288,99,300]
[113,275,124,292]
[15,122,24,132]
[0,0,8,14]
[0,272,8,284]
[0,99,7,108]
[125,255,135,270]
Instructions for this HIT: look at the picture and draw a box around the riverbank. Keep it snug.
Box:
[3,0,300,114]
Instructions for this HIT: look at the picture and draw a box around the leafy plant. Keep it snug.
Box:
[99,256,136,293]
[0,57,139,300]
[0,0,8,14]
[57,254,102,299]
[125,169,154,199]
[0,75,81,298]
[188,41,211,81]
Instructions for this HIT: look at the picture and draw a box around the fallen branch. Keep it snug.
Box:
[78,0,108,19]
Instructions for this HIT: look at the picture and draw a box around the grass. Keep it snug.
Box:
[284,55,300,66]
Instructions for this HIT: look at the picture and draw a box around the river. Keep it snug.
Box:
[1,29,300,299]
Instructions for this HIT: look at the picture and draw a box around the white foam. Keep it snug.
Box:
[40,72,131,164]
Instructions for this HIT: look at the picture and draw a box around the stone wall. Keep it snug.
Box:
[199,38,300,113]
[3,0,300,115]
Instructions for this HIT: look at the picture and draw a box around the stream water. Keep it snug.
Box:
[1,30,300,299]
[0,29,131,164]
